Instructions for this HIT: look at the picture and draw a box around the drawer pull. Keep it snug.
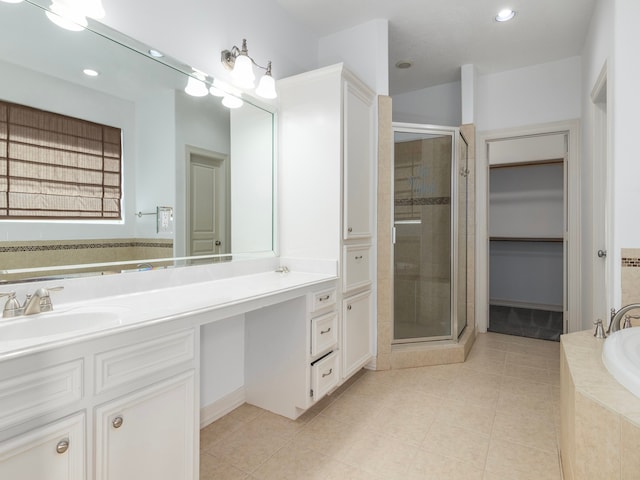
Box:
[355,255,363,260]
[347,305,352,311]
[320,327,331,335]
[112,416,124,429]
[322,368,333,378]
[56,439,69,454]
[318,294,330,302]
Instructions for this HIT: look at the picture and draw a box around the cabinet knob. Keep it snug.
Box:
[348,227,353,233]
[347,305,352,311]
[112,416,124,429]
[56,439,69,454]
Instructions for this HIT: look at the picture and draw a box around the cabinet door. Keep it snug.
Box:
[0,413,85,480]
[95,371,195,480]
[342,291,373,379]
[343,80,374,240]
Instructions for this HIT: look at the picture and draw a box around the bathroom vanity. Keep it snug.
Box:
[0,267,339,479]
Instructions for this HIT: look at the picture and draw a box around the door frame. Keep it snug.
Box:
[185,145,230,257]
[476,120,581,334]
[590,62,613,326]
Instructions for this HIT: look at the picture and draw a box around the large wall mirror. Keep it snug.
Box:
[0,0,275,283]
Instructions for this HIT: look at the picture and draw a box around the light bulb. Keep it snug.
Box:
[222,94,243,109]
[184,70,208,97]
[495,9,516,22]
[46,1,87,31]
[230,55,255,89]
[255,74,277,99]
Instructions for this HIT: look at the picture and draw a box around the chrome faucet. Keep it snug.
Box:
[1,286,64,318]
[608,303,640,334]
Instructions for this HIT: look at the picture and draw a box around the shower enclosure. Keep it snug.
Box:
[393,124,468,343]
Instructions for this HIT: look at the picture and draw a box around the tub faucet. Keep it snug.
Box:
[608,303,640,334]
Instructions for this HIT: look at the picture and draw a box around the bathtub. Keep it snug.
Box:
[602,327,640,398]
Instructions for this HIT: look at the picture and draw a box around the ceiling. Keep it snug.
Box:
[276,0,598,95]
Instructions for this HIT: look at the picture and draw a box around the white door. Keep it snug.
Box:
[95,372,195,480]
[0,414,85,480]
[187,150,228,257]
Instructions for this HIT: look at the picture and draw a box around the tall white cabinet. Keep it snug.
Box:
[279,63,376,383]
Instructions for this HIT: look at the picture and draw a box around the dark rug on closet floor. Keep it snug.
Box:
[488,305,563,342]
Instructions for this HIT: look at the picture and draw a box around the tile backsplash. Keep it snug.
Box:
[0,238,173,282]
[621,248,640,305]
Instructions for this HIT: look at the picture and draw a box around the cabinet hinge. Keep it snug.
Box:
[310,389,314,398]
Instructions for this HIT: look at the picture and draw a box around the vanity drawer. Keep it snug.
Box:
[311,351,339,401]
[311,312,338,357]
[0,360,83,430]
[95,329,195,395]
[309,288,337,313]
[343,244,372,292]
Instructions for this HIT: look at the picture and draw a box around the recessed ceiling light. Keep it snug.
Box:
[83,68,99,77]
[395,60,412,69]
[495,8,516,22]
[148,49,164,58]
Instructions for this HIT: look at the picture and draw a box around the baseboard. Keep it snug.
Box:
[200,387,246,429]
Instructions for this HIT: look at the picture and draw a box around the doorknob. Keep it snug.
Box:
[597,249,607,258]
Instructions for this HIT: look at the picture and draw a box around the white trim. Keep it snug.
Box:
[477,120,581,334]
[199,386,245,429]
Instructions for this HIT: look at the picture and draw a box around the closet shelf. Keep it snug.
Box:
[490,236,564,243]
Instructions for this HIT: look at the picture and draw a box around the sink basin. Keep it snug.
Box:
[602,327,640,398]
[0,306,128,341]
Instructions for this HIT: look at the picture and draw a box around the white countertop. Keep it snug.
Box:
[0,270,336,361]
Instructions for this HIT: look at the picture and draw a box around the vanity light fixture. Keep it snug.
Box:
[222,94,243,109]
[495,8,516,22]
[184,69,209,97]
[45,0,106,31]
[221,39,277,99]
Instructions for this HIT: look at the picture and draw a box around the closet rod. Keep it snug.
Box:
[490,236,564,243]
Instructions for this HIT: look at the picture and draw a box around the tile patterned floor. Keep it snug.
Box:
[199,332,562,480]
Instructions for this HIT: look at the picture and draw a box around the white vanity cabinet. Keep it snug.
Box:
[0,413,85,480]
[279,63,376,386]
[94,372,195,480]
[0,325,198,480]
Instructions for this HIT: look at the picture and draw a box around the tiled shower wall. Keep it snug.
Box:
[621,248,640,305]
[0,238,173,282]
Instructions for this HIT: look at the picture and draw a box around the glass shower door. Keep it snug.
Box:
[393,128,453,342]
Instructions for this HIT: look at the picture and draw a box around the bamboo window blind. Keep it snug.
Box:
[0,100,122,219]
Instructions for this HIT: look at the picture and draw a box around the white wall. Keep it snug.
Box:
[580,0,613,328]
[229,104,274,253]
[133,90,176,239]
[318,19,389,95]
[477,57,582,131]
[392,81,461,126]
[102,0,319,86]
[612,0,640,306]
